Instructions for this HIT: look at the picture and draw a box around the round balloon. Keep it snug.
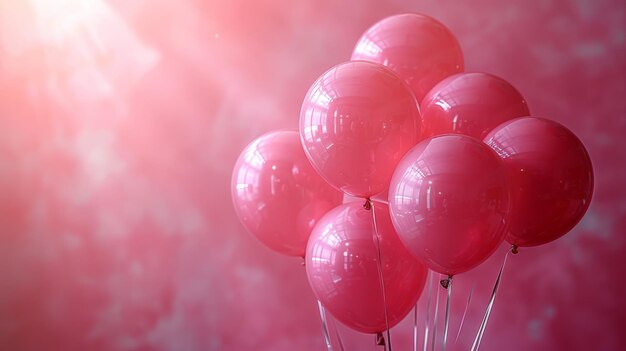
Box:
[231,130,343,257]
[389,135,510,276]
[351,13,464,102]
[421,72,530,139]
[300,61,421,198]
[306,201,427,334]
[483,117,594,247]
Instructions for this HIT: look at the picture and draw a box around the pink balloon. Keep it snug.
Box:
[351,13,464,102]
[306,202,427,334]
[421,72,530,139]
[231,130,343,257]
[300,61,421,198]
[389,135,509,276]
[484,117,594,247]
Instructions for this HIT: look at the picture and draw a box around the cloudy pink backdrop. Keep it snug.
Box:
[0,0,624,350]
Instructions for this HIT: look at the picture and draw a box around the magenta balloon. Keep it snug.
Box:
[483,117,594,247]
[231,130,343,257]
[389,135,510,276]
[421,72,530,139]
[300,61,421,198]
[351,13,464,102]
[306,202,427,334]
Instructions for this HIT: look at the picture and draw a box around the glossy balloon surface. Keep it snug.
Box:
[231,131,343,257]
[306,202,427,333]
[484,117,594,247]
[421,72,530,139]
[389,135,509,275]
[300,61,421,197]
[351,13,464,102]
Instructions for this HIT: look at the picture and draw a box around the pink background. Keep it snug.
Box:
[0,0,624,350]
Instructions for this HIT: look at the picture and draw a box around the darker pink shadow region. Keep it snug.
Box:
[0,0,623,350]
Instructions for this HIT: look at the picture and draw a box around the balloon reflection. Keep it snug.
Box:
[351,13,464,102]
[300,61,421,197]
[483,117,594,247]
[389,135,510,275]
[306,202,427,334]
[232,131,343,257]
[421,72,530,140]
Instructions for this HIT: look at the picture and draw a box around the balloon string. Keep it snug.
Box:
[442,276,453,351]
[326,305,346,351]
[371,197,389,205]
[470,248,511,351]
[422,272,434,351]
[334,321,346,351]
[455,283,476,344]
[430,276,441,351]
[413,302,419,351]
[317,300,334,351]
[370,199,392,351]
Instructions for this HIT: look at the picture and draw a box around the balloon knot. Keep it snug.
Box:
[511,245,519,255]
[363,198,372,211]
[376,332,385,346]
[440,275,452,289]
[301,257,306,266]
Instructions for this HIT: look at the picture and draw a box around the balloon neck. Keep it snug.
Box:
[440,275,453,289]
[363,198,372,211]
[511,245,519,255]
[376,331,385,346]
[300,256,306,266]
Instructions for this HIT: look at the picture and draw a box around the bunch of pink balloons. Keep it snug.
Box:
[232,13,594,336]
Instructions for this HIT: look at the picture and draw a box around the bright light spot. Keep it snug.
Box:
[353,36,382,58]
[1,0,159,105]
[435,100,452,111]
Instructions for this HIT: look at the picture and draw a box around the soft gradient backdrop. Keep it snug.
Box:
[0,0,624,350]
